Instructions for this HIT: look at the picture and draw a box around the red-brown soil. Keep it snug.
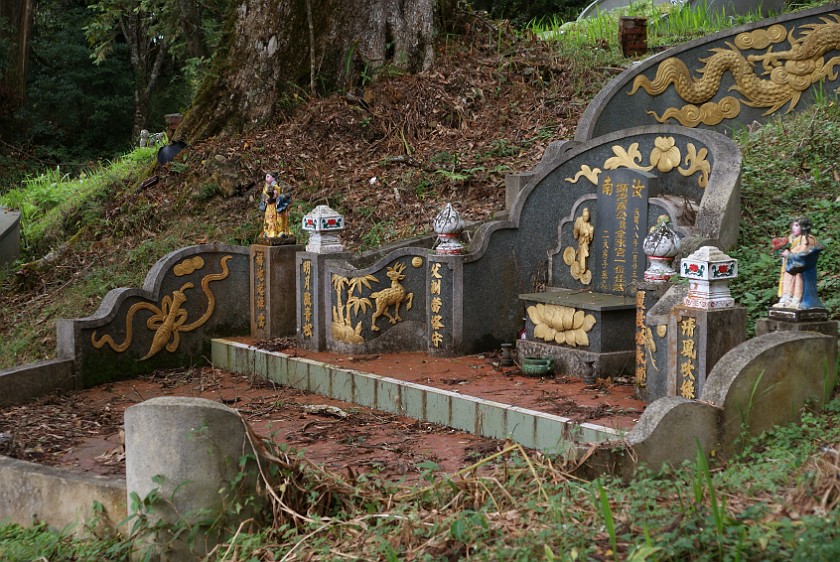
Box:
[0,346,644,482]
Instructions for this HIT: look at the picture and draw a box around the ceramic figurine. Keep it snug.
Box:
[772,216,824,310]
[433,203,465,255]
[643,215,681,282]
[259,172,293,241]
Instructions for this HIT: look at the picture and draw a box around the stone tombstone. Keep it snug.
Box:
[594,168,652,295]
[634,280,672,402]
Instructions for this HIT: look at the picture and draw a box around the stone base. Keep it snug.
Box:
[516,340,634,379]
[756,317,838,338]
[767,307,829,322]
[250,243,302,339]
[257,235,297,246]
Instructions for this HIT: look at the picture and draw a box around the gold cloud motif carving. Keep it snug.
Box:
[566,137,710,188]
[173,256,205,276]
[629,15,840,123]
[92,255,232,359]
[527,303,596,347]
[565,165,601,185]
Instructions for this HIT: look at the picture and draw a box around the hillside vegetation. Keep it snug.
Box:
[1,2,840,560]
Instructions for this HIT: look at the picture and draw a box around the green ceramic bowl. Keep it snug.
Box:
[521,356,553,377]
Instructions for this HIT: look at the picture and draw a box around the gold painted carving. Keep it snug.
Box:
[301,260,313,338]
[411,257,424,268]
[430,263,445,348]
[562,208,594,285]
[527,303,596,347]
[629,16,840,124]
[331,273,378,344]
[174,256,204,276]
[92,255,233,360]
[567,137,710,188]
[330,260,416,344]
[370,262,414,331]
[656,324,667,338]
[566,165,602,185]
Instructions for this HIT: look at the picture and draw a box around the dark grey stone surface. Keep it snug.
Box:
[667,305,747,399]
[296,251,353,351]
[57,244,250,387]
[516,339,634,379]
[250,244,302,339]
[0,207,20,268]
[324,247,430,353]
[756,317,839,338]
[635,281,672,403]
[576,5,840,141]
[0,359,76,407]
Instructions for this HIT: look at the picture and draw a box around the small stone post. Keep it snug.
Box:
[667,246,746,399]
[250,243,302,339]
[125,397,263,561]
[302,205,345,254]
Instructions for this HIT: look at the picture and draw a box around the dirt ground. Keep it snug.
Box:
[0,345,644,482]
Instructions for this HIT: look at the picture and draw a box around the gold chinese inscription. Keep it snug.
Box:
[628,16,840,125]
[430,262,445,348]
[527,303,596,347]
[635,290,658,388]
[678,316,698,399]
[301,260,313,338]
[255,249,266,329]
[92,255,233,360]
[566,137,710,188]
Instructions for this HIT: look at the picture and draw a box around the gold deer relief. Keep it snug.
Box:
[91,255,233,360]
[370,262,414,331]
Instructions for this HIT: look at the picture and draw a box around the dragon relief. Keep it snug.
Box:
[91,255,232,360]
[330,261,415,344]
[628,15,840,126]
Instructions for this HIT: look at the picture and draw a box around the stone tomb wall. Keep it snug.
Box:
[56,244,251,387]
[577,4,840,140]
[308,126,741,356]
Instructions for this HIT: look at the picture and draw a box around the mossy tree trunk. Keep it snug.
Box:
[0,0,35,113]
[178,0,445,141]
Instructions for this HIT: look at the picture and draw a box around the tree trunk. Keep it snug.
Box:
[178,0,440,142]
[119,6,168,137]
[0,0,35,111]
[178,0,210,60]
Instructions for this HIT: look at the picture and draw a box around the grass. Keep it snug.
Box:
[530,0,769,52]
[3,397,840,560]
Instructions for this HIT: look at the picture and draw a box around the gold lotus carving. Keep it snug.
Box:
[527,303,596,347]
[566,136,710,188]
[628,15,840,125]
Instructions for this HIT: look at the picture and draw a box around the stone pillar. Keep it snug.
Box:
[250,243,303,339]
[125,397,262,561]
[296,251,349,350]
[427,254,464,356]
[667,246,746,399]
[634,281,671,402]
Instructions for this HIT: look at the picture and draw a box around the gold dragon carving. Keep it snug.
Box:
[628,15,840,126]
[91,255,232,360]
[566,136,710,188]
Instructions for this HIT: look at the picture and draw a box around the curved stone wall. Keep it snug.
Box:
[576,4,840,140]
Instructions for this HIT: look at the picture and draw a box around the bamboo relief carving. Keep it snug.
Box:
[565,136,710,188]
[91,255,233,360]
[628,15,840,126]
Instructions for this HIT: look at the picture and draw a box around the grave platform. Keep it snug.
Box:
[212,338,647,454]
[519,289,636,378]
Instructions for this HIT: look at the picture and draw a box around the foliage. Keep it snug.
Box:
[531,0,767,51]
[0,521,131,561]
[14,2,135,166]
[471,0,591,27]
[730,99,840,333]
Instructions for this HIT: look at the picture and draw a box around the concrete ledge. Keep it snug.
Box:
[211,339,625,453]
[0,359,77,407]
[0,456,126,535]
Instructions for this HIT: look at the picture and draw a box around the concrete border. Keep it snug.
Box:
[210,338,625,453]
[0,359,76,408]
